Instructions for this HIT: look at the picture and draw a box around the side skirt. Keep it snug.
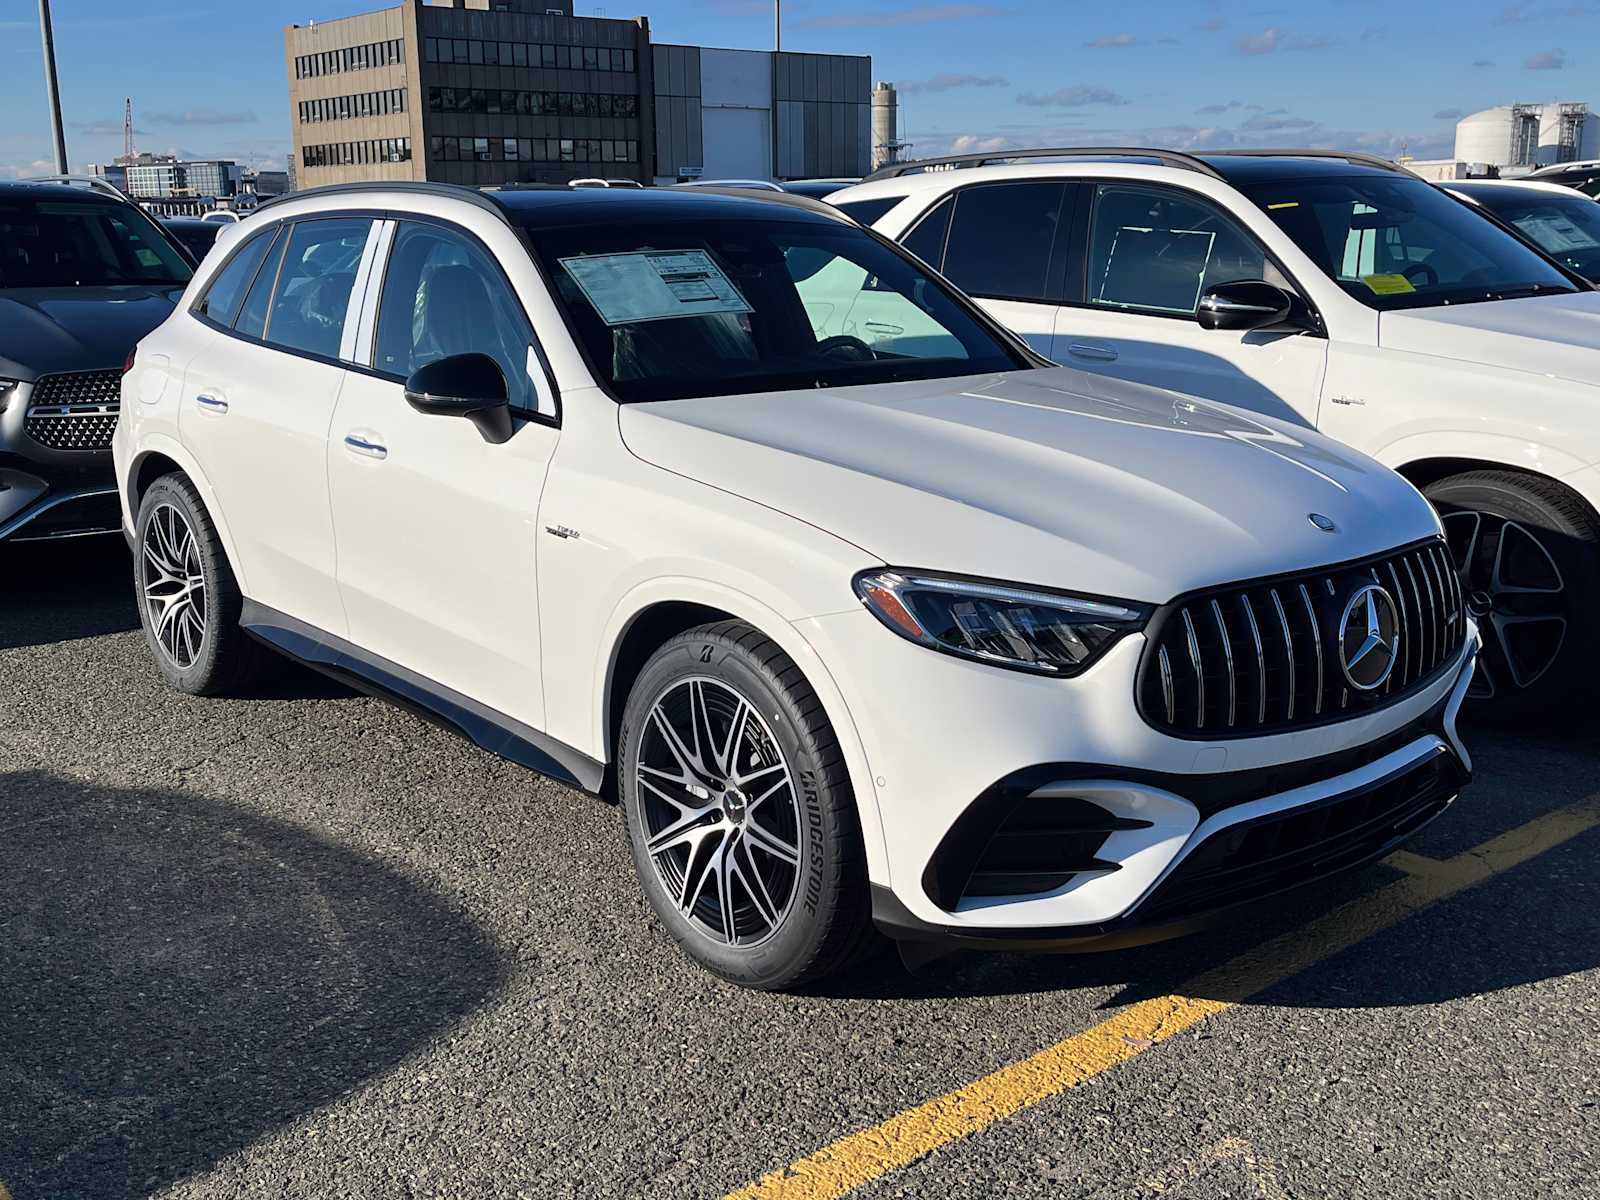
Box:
[239,599,605,794]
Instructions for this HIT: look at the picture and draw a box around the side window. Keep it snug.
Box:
[192,228,276,327]
[832,196,903,226]
[1087,185,1268,316]
[901,196,953,270]
[236,228,289,340]
[373,221,544,416]
[262,218,372,359]
[941,182,1067,301]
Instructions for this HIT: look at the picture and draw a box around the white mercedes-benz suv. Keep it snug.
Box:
[115,182,1476,988]
[833,148,1600,720]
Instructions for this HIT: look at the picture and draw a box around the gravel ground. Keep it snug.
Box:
[2,537,1596,1200]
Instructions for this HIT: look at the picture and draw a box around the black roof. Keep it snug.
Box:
[1195,154,1405,184]
[493,185,847,228]
[0,180,126,203]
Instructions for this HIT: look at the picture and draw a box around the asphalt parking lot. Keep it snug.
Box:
[3,537,1598,1200]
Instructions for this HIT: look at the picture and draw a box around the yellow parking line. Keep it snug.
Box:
[725,798,1600,1200]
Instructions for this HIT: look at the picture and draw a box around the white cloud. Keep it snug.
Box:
[1016,86,1128,108]
[899,73,1009,94]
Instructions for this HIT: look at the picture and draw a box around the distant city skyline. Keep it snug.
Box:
[2,0,1598,178]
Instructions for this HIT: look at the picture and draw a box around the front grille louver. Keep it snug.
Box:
[24,370,122,452]
[1138,539,1466,738]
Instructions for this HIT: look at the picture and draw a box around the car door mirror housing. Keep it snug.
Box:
[1196,281,1297,333]
[404,353,514,444]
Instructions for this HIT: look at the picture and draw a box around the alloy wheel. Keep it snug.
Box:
[635,676,803,947]
[1440,510,1567,700]
[141,502,208,671]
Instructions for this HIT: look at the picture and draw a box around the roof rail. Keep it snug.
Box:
[255,180,511,224]
[667,184,848,219]
[863,147,1223,183]
[22,173,131,200]
[1200,149,1414,176]
[1527,159,1600,176]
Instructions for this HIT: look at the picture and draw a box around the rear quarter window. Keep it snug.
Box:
[833,196,903,226]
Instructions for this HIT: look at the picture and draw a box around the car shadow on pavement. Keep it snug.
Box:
[0,769,507,1200]
[0,537,139,650]
[821,723,1600,1010]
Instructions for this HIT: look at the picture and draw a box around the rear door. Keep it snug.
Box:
[180,215,375,635]
[909,181,1072,357]
[1051,182,1327,426]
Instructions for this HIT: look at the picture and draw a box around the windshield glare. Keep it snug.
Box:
[522,216,1028,403]
[1243,176,1578,309]
[1456,186,1600,283]
[0,199,193,288]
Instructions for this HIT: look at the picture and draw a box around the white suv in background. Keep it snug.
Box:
[116,182,1475,988]
[834,148,1600,719]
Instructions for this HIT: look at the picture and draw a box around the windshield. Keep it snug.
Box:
[1455,185,1600,283]
[523,215,1029,403]
[0,198,193,288]
[1242,175,1578,309]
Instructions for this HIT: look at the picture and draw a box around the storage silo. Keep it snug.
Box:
[871,81,900,171]
[1455,102,1600,169]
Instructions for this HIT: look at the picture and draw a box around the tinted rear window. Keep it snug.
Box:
[833,197,902,226]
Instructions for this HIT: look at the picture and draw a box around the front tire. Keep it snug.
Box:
[1425,470,1600,722]
[619,621,875,989]
[134,473,270,696]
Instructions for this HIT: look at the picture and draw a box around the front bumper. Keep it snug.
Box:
[798,608,1478,943]
[0,380,119,543]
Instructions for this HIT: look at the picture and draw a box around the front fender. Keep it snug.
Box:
[1378,430,1594,487]
[596,576,892,888]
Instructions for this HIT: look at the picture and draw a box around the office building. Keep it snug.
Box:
[100,154,241,200]
[284,0,870,189]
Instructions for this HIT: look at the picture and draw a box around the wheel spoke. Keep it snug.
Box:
[729,835,782,931]
[676,827,726,916]
[742,817,800,866]
[713,839,737,943]
[746,774,792,816]
[688,680,718,776]
[714,698,750,778]
[646,806,719,855]
[650,705,708,783]
[733,759,786,790]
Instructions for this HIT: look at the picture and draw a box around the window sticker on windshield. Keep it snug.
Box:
[558,250,753,326]
[1267,201,1300,210]
[1515,215,1600,252]
[1361,273,1416,296]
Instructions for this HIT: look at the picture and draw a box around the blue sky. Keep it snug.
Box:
[0,0,1595,177]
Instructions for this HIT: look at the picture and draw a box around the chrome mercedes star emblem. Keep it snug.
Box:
[1339,583,1401,692]
[1309,513,1337,533]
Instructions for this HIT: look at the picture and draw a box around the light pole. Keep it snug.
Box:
[774,0,781,51]
[38,0,68,173]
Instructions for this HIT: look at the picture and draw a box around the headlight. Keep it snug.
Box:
[0,379,17,413]
[853,569,1150,676]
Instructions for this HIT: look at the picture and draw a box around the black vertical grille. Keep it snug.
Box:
[1138,538,1465,738]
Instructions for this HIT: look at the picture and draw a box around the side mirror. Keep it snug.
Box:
[404,352,513,444]
[1196,281,1296,332]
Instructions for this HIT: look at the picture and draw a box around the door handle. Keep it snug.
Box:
[194,393,228,414]
[1066,343,1119,363]
[343,433,388,460]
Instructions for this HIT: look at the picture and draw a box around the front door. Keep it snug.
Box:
[1051,182,1328,428]
[328,218,560,728]
[179,215,374,636]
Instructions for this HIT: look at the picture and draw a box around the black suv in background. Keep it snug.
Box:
[0,178,191,542]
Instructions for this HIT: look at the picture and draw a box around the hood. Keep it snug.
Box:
[1378,290,1600,386]
[0,286,183,379]
[619,367,1440,604]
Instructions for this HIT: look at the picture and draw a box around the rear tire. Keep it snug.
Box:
[619,620,876,990]
[134,473,271,696]
[1424,470,1600,722]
